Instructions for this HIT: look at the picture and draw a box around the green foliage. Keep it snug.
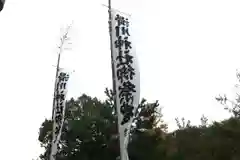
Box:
[37,81,240,160]
[38,88,166,160]
[216,71,240,118]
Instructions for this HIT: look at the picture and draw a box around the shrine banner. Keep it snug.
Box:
[50,69,70,160]
[111,10,140,160]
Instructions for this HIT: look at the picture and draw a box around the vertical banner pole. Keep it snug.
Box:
[51,23,72,120]
[50,24,72,160]
[108,0,117,107]
[107,1,122,160]
[50,37,63,160]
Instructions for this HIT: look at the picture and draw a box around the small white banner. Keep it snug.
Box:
[50,68,70,160]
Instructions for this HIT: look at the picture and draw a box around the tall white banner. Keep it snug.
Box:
[111,10,140,160]
[50,69,70,160]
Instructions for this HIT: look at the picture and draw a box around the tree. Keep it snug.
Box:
[38,88,167,160]
[216,70,240,118]
[175,117,191,130]
[128,99,168,160]
[37,70,240,160]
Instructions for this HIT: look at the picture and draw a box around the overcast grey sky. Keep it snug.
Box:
[1,0,240,159]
